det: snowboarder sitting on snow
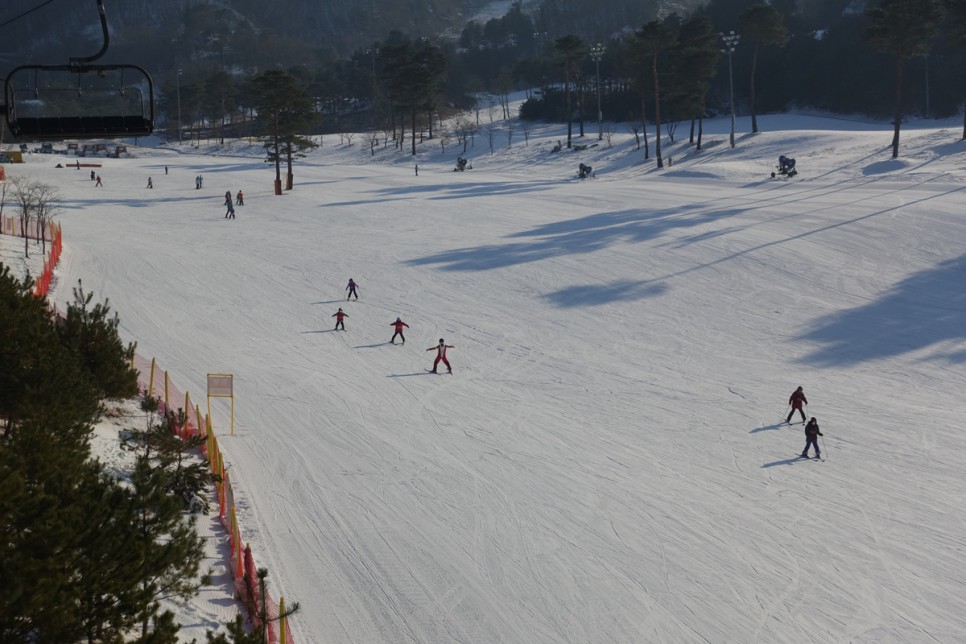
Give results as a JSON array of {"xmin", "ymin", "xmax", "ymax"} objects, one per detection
[
  {"xmin": 578, "ymin": 163, "xmax": 593, "ymax": 179},
  {"xmin": 778, "ymin": 155, "xmax": 796, "ymax": 174},
  {"xmin": 346, "ymin": 278, "xmax": 359, "ymax": 301},
  {"xmin": 454, "ymin": 157, "xmax": 468, "ymax": 172},
  {"xmin": 390, "ymin": 317, "xmax": 409, "ymax": 344},
  {"xmin": 332, "ymin": 307, "xmax": 348, "ymax": 331},
  {"xmin": 802, "ymin": 417, "xmax": 823, "ymax": 458},
  {"xmin": 787, "ymin": 386, "xmax": 808, "ymax": 424},
  {"xmin": 427, "ymin": 338, "xmax": 454, "ymax": 373}
]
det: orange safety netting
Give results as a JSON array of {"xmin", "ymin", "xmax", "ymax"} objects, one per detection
[
  {"xmin": 0, "ymin": 216, "xmax": 62, "ymax": 298},
  {"xmin": 132, "ymin": 354, "xmax": 295, "ymax": 643}
]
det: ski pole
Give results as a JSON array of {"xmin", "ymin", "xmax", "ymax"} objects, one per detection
[
  {"xmin": 820, "ymin": 434, "xmax": 828, "ymax": 460},
  {"xmin": 782, "ymin": 405, "xmax": 790, "ymax": 423}
]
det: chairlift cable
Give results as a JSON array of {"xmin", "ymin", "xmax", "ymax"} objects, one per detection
[{"xmin": 0, "ymin": 0, "xmax": 58, "ymax": 31}]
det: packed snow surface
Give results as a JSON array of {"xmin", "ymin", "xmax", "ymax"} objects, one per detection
[{"xmin": 10, "ymin": 112, "xmax": 966, "ymax": 643}]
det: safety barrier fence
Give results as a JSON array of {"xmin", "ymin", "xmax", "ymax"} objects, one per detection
[
  {"xmin": 18, "ymin": 218, "xmax": 294, "ymax": 640},
  {"xmin": 133, "ymin": 354, "xmax": 295, "ymax": 643},
  {"xmin": 0, "ymin": 215, "xmax": 62, "ymax": 298}
]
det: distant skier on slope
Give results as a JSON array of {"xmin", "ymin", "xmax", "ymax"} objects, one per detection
[
  {"xmin": 332, "ymin": 307, "xmax": 348, "ymax": 331},
  {"xmin": 786, "ymin": 386, "xmax": 808, "ymax": 424},
  {"xmin": 346, "ymin": 278, "xmax": 359, "ymax": 301},
  {"xmin": 427, "ymin": 338, "xmax": 454, "ymax": 373},
  {"xmin": 390, "ymin": 317, "xmax": 409, "ymax": 344},
  {"xmin": 802, "ymin": 417, "xmax": 823, "ymax": 459}
]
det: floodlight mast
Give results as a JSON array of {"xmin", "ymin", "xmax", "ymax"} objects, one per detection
[{"xmin": 720, "ymin": 31, "xmax": 740, "ymax": 149}]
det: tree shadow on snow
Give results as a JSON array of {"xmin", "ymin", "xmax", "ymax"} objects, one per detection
[
  {"xmin": 798, "ymin": 252, "xmax": 966, "ymax": 366},
  {"xmin": 541, "ymin": 280, "xmax": 668, "ymax": 307},
  {"xmin": 407, "ymin": 206, "xmax": 746, "ymax": 274}
]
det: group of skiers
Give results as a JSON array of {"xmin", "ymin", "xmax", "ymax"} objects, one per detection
[
  {"xmin": 332, "ymin": 279, "xmax": 454, "ymax": 373},
  {"xmin": 786, "ymin": 386, "xmax": 824, "ymax": 459}
]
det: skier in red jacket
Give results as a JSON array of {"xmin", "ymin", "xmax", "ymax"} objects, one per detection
[
  {"xmin": 389, "ymin": 317, "xmax": 409, "ymax": 344},
  {"xmin": 786, "ymin": 386, "xmax": 808, "ymax": 424},
  {"xmin": 331, "ymin": 307, "xmax": 348, "ymax": 331},
  {"xmin": 427, "ymin": 339, "xmax": 454, "ymax": 373}
]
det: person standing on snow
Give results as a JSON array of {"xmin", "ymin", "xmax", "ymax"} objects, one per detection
[
  {"xmin": 802, "ymin": 417, "xmax": 823, "ymax": 458},
  {"xmin": 427, "ymin": 339, "xmax": 454, "ymax": 373},
  {"xmin": 225, "ymin": 200, "xmax": 235, "ymax": 219},
  {"xmin": 95, "ymin": 174, "xmax": 103, "ymax": 187},
  {"xmin": 389, "ymin": 317, "xmax": 409, "ymax": 344},
  {"xmin": 236, "ymin": 190, "xmax": 244, "ymax": 205},
  {"xmin": 147, "ymin": 177, "xmax": 153, "ymax": 189},
  {"xmin": 786, "ymin": 386, "xmax": 808, "ymax": 424},
  {"xmin": 332, "ymin": 307, "xmax": 348, "ymax": 331},
  {"xmin": 346, "ymin": 278, "xmax": 359, "ymax": 301}
]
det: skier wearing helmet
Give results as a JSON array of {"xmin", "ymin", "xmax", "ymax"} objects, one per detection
[
  {"xmin": 389, "ymin": 317, "xmax": 409, "ymax": 344},
  {"xmin": 427, "ymin": 339, "xmax": 454, "ymax": 373}
]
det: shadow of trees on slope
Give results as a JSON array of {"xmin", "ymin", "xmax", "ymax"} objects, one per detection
[
  {"xmin": 799, "ymin": 254, "xmax": 966, "ymax": 366},
  {"xmin": 407, "ymin": 205, "xmax": 741, "ymax": 273}
]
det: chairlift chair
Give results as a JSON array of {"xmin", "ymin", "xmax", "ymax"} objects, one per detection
[{"xmin": 1, "ymin": 0, "xmax": 155, "ymax": 140}]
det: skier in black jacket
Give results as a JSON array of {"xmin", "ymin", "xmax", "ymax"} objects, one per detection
[{"xmin": 802, "ymin": 417, "xmax": 823, "ymax": 459}]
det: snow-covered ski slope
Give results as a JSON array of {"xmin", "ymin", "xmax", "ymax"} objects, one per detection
[{"xmin": 25, "ymin": 113, "xmax": 966, "ymax": 642}]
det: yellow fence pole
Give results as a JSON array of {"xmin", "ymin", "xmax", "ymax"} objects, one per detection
[
  {"xmin": 148, "ymin": 358, "xmax": 156, "ymax": 398},
  {"xmin": 279, "ymin": 596, "xmax": 287, "ymax": 643}
]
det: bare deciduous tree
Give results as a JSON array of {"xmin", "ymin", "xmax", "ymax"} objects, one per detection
[
  {"xmin": 625, "ymin": 123, "xmax": 643, "ymax": 150},
  {"xmin": 33, "ymin": 182, "xmax": 60, "ymax": 256},
  {"xmin": 365, "ymin": 132, "xmax": 380, "ymax": 156},
  {"xmin": 9, "ymin": 176, "xmax": 38, "ymax": 258}
]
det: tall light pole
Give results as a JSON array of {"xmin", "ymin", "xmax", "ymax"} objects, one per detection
[
  {"xmin": 720, "ymin": 31, "xmax": 740, "ymax": 148},
  {"xmin": 176, "ymin": 68, "xmax": 183, "ymax": 145},
  {"xmin": 589, "ymin": 42, "xmax": 606, "ymax": 141}
]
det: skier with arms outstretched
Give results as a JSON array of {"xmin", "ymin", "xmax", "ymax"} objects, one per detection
[
  {"xmin": 389, "ymin": 317, "xmax": 409, "ymax": 344},
  {"xmin": 427, "ymin": 339, "xmax": 454, "ymax": 373},
  {"xmin": 332, "ymin": 308, "xmax": 348, "ymax": 331},
  {"xmin": 346, "ymin": 278, "xmax": 359, "ymax": 301}
]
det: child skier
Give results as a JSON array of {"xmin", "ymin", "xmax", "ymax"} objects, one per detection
[
  {"xmin": 332, "ymin": 308, "xmax": 348, "ymax": 331},
  {"xmin": 786, "ymin": 386, "xmax": 808, "ymax": 424},
  {"xmin": 236, "ymin": 190, "xmax": 244, "ymax": 205},
  {"xmin": 802, "ymin": 417, "xmax": 823, "ymax": 459},
  {"xmin": 346, "ymin": 278, "xmax": 359, "ymax": 301},
  {"xmin": 389, "ymin": 317, "xmax": 409, "ymax": 344},
  {"xmin": 427, "ymin": 339, "xmax": 454, "ymax": 373},
  {"xmin": 225, "ymin": 201, "xmax": 235, "ymax": 219}
]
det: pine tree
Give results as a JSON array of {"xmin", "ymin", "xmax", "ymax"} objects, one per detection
[
  {"xmin": 634, "ymin": 20, "xmax": 678, "ymax": 167},
  {"xmin": 740, "ymin": 4, "xmax": 790, "ymax": 134},
  {"xmin": 56, "ymin": 279, "xmax": 139, "ymax": 400},
  {"xmin": 866, "ymin": 0, "xmax": 945, "ymax": 157}
]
